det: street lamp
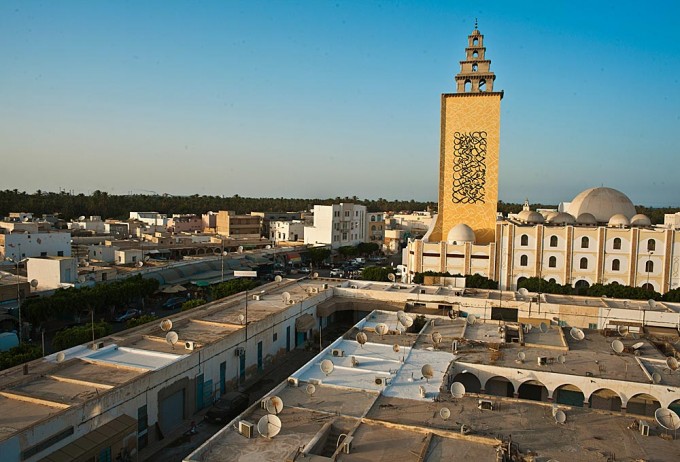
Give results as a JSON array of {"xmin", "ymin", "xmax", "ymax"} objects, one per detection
[{"xmin": 5, "ymin": 256, "xmax": 28, "ymax": 343}]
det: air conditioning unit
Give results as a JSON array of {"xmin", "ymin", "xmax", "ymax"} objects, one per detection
[
  {"xmin": 91, "ymin": 341, "xmax": 104, "ymax": 350},
  {"xmin": 639, "ymin": 420, "xmax": 650, "ymax": 436},
  {"xmin": 374, "ymin": 376, "xmax": 387, "ymax": 386},
  {"xmin": 288, "ymin": 377, "xmax": 299, "ymax": 387},
  {"xmin": 537, "ymin": 356, "xmax": 547, "ymax": 366},
  {"xmin": 331, "ymin": 349, "xmax": 344, "ymax": 357},
  {"xmin": 185, "ymin": 341, "xmax": 195, "ymax": 351},
  {"xmin": 235, "ymin": 347, "xmax": 245, "ymax": 357},
  {"xmin": 287, "ymin": 299, "xmax": 296, "ymax": 305},
  {"xmin": 478, "ymin": 399, "xmax": 494, "ymax": 411},
  {"xmin": 321, "ymin": 283, "xmax": 328, "ymax": 289},
  {"xmin": 252, "ymin": 294, "xmax": 262, "ymax": 301},
  {"xmin": 350, "ymin": 285, "xmax": 358, "ymax": 289},
  {"xmin": 310, "ymin": 287, "xmax": 319, "ymax": 294},
  {"xmin": 238, "ymin": 420, "xmax": 254, "ymax": 438}
]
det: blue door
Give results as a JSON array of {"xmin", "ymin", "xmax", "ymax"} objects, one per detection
[
  {"xmin": 257, "ymin": 341, "xmax": 263, "ymax": 372},
  {"xmin": 219, "ymin": 362, "xmax": 226, "ymax": 394},
  {"xmin": 239, "ymin": 353, "xmax": 245, "ymax": 382},
  {"xmin": 286, "ymin": 326, "xmax": 291, "ymax": 352}
]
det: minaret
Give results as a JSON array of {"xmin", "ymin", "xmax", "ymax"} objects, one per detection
[{"xmin": 428, "ymin": 23, "xmax": 503, "ymax": 245}]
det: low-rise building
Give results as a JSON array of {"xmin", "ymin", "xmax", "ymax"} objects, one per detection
[
  {"xmin": 304, "ymin": 203, "xmax": 366, "ymax": 249},
  {"xmin": 270, "ymin": 220, "xmax": 304, "ymax": 244},
  {"xmin": 26, "ymin": 257, "xmax": 78, "ymax": 290},
  {"xmin": 0, "ymin": 230, "xmax": 72, "ymax": 261},
  {"xmin": 216, "ymin": 211, "xmax": 261, "ymax": 239}
]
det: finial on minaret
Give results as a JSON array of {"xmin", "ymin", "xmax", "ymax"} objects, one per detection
[{"xmin": 474, "ymin": 18, "xmax": 478, "ymax": 30}]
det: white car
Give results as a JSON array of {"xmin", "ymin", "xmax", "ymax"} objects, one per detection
[{"xmin": 330, "ymin": 268, "xmax": 343, "ymax": 277}]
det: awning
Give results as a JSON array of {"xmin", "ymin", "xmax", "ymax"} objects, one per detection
[
  {"xmin": 295, "ymin": 313, "xmax": 316, "ymax": 332},
  {"xmin": 286, "ymin": 252, "xmax": 302, "ymax": 263},
  {"xmin": 161, "ymin": 284, "xmax": 187, "ymax": 294}
]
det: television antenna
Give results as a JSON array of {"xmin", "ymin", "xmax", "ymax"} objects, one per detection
[
  {"xmin": 160, "ymin": 319, "xmax": 173, "ymax": 332},
  {"xmin": 265, "ymin": 396, "xmax": 284, "ymax": 415},
  {"xmin": 652, "ymin": 372, "xmax": 662, "ymax": 384},
  {"xmin": 356, "ymin": 332, "xmax": 367, "ymax": 347},
  {"xmin": 56, "ymin": 352, "xmax": 66, "ymax": 363},
  {"xmin": 375, "ymin": 323, "xmax": 388, "ymax": 338},
  {"xmin": 431, "ymin": 332, "xmax": 443, "ymax": 349},
  {"xmin": 439, "ymin": 407, "xmax": 451, "ymax": 421},
  {"xmin": 388, "ymin": 273, "xmax": 396, "ymax": 282},
  {"xmin": 30, "ymin": 279, "xmax": 39, "ymax": 288},
  {"xmin": 421, "ymin": 364, "xmax": 434, "ymax": 382},
  {"xmin": 667, "ymin": 357, "xmax": 679, "ymax": 373},
  {"xmin": 570, "ymin": 327, "xmax": 585, "ymax": 341},
  {"xmin": 617, "ymin": 325, "xmax": 629, "ymax": 337},
  {"xmin": 611, "ymin": 339, "xmax": 624, "ymax": 354},
  {"xmin": 517, "ymin": 288, "xmax": 529, "ymax": 299},
  {"xmin": 517, "ymin": 351, "xmax": 526, "ymax": 363},
  {"xmin": 237, "ymin": 314, "xmax": 245, "ymax": 325},
  {"xmin": 467, "ymin": 314, "xmax": 477, "ymax": 326},
  {"xmin": 539, "ymin": 322, "xmax": 548, "ymax": 333},
  {"xmin": 451, "ymin": 382, "xmax": 466, "ymax": 399},
  {"xmin": 648, "ymin": 299, "xmax": 657, "ymax": 310},
  {"xmin": 165, "ymin": 331, "xmax": 179, "ymax": 349},
  {"xmin": 320, "ymin": 359, "xmax": 334, "ymax": 376},
  {"xmin": 257, "ymin": 414, "xmax": 282, "ymax": 439},
  {"xmin": 305, "ymin": 383, "xmax": 316, "ymax": 397},
  {"xmin": 274, "ymin": 275, "xmax": 283, "ymax": 283},
  {"xmin": 398, "ymin": 312, "xmax": 413, "ymax": 329},
  {"xmin": 282, "ymin": 292, "xmax": 291, "ymax": 303},
  {"xmin": 554, "ymin": 409, "xmax": 567, "ymax": 424}
]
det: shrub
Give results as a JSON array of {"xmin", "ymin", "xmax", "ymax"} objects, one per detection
[{"xmin": 181, "ymin": 299, "xmax": 207, "ymax": 311}]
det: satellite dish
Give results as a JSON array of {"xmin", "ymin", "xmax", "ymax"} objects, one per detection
[
  {"xmin": 237, "ymin": 246, "xmax": 244, "ymax": 253},
  {"xmin": 440, "ymin": 407, "xmax": 451, "ymax": 420},
  {"xmin": 265, "ymin": 396, "xmax": 284, "ymax": 415},
  {"xmin": 257, "ymin": 414, "xmax": 282, "ymax": 438},
  {"xmin": 30, "ymin": 279, "xmax": 39, "ymax": 288},
  {"xmin": 467, "ymin": 314, "xmax": 477, "ymax": 326},
  {"xmin": 398, "ymin": 313, "xmax": 414, "ymax": 328},
  {"xmin": 388, "ymin": 273, "xmax": 396, "ymax": 282},
  {"xmin": 448, "ymin": 309, "xmax": 455, "ymax": 319},
  {"xmin": 237, "ymin": 314, "xmax": 245, "ymax": 324},
  {"xmin": 421, "ymin": 364, "xmax": 434, "ymax": 381},
  {"xmin": 539, "ymin": 322, "xmax": 548, "ymax": 333},
  {"xmin": 667, "ymin": 357, "xmax": 679, "ymax": 371},
  {"xmin": 165, "ymin": 331, "xmax": 179, "ymax": 347},
  {"xmin": 557, "ymin": 354, "xmax": 566, "ymax": 364},
  {"xmin": 611, "ymin": 340, "xmax": 624, "ymax": 354},
  {"xmin": 78, "ymin": 275, "xmax": 87, "ymax": 283},
  {"xmin": 432, "ymin": 332, "xmax": 443, "ymax": 346},
  {"xmin": 282, "ymin": 292, "xmax": 291, "ymax": 303},
  {"xmin": 313, "ymin": 272, "xmax": 319, "ymax": 278},
  {"xmin": 518, "ymin": 351, "xmax": 526, "ymax": 361},
  {"xmin": 56, "ymin": 352, "xmax": 66, "ymax": 363},
  {"xmin": 136, "ymin": 261, "xmax": 144, "ymax": 268},
  {"xmin": 518, "ymin": 288, "xmax": 529, "ymax": 297},
  {"xmin": 632, "ymin": 341, "xmax": 644, "ymax": 350},
  {"xmin": 160, "ymin": 319, "xmax": 173, "ymax": 332},
  {"xmin": 305, "ymin": 384, "xmax": 316, "ymax": 396},
  {"xmin": 393, "ymin": 344, "xmax": 400, "ymax": 353},
  {"xmin": 652, "ymin": 372, "xmax": 662, "ymax": 384},
  {"xmin": 375, "ymin": 323, "xmax": 388, "ymax": 337},
  {"xmin": 320, "ymin": 359, "xmax": 334, "ymax": 376},
  {"xmin": 451, "ymin": 382, "xmax": 466, "ymax": 399},
  {"xmin": 648, "ymin": 299, "xmax": 657, "ymax": 310},
  {"xmin": 570, "ymin": 327, "xmax": 585, "ymax": 341},
  {"xmin": 554, "ymin": 410, "xmax": 567, "ymax": 424},
  {"xmin": 265, "ymin": 245, "xmax": 271, "ymax": 249},
  {"xmin": 617, "ymin": 325, "xmax": 629, "ymax": 337},
  {"xmin": 356, "ymin": 332, "xmax": 367, "ymax": 346},
  {"xmin": 655, "ymin": 408, "xmax": 680, "ymax": 430},
  {"xmin": 274, "ymin": 275, "xmax": 283, "ymax": 282}
]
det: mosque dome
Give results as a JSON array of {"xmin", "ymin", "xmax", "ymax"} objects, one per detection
[
  {"xmin": 608, "ymin": 214, "xmax": 630, "ymax": 228},
  {"xmin": 517, "ymin": 210, "xmax": 545, "ymax": 224},
  {"xmin": 545, "ymin": 211, "xmax": 560, "ymax": 221},
  {"xmin": 576, "ymin": 213, "xmax": 598, "ymax": 226},
  {"xmin": 566, "ymin": 187, "xmax": 636, "ymax": 223},
  {"xmin": 548, "ymin": 212, "xmax": 576, "ymax": 225},
  {"xmin": 630, "ymin": 214, "xmax": 652, "ymax": 227},
  {"xmin": 447, "ymin": 224, "xmax": 476, "ymax": 244}
]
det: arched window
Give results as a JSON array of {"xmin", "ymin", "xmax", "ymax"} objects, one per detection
[
  {"xmin": 520, "ymin": 255, "xmax": 528, "ymax": 267},
  {"xmin": 472, "ymin": 63, "xmax": 478, "ymax": 72},
  {"xmin": 472, "ymin": 38, "xmax": 479, "ymax": 46},
  {"xmin": 645, "ymin": 260, "xmax": 654, "ymax": 273},
  {"xmin": 371, "ymin": 225, "xmax": 376, "ymax": 231},
  {"xmin": 612, "ymin": 259, "xmax": 620, "ymax": 271},
  {"xmin": 548, "ymin": 256, "xmax": 557, "ymax": 268},
  {"xmin": 613, "ymin": 238, "xmax": 621, "ymax": 250},
  {"xmin": 580, "ymin": 257, "xmax": 588, "ymax": 269},
  {"xmin": 472, "ymin": 51, "xmax": 479, "ymax": 58},
  {"xmin": 464, "ymin": 80, "xmax": 472, "ymax": 92},
  {"xmin": 647, "ymin": 239, "xmax": 656, "ymax": 252},
  {"xmin": 520, "ymin": 234, "xmax": 528, "ymax": 246},
  {"xmin": 581, "ymin": 236, "xmax": 589, "ymax": 249},
  {"xmin": 550, "ymin": 235, "xmax": 558, "ymax": 247},
  {"xmin": 479, "ymin": 79, "xmax": 486, "ymax": 92}
]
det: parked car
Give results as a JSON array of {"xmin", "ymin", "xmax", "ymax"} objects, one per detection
[
  {"xmin": 162, "ymin": 296, "xmax": 188, "ymax": 310},
  {"xmin": 204, "ymin": 391, "xmax": 250, "ymax": 424},
  {"xmin": 114, "ymin": 309, "xmax": 141, "ymax": 323},
  {"xmin": 330, "ymin": 268, "xmax": 343, "ymax": 277},
  {"xmin": 299, "ymin": 266, "xmax": 311, "ymax": 274}
]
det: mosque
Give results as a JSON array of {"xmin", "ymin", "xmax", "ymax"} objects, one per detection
[{"xmin": 405, "ymin": 26, "xmax": 680, "ymax": 294}]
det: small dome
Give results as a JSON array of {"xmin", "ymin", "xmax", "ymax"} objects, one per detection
[
  {"xmin": 548, "ymin": 212, "xmax": 575, "ymax": 225},
  {"xmin": 576, "ymin": 213, "xmax": 598, "ymax": 225},
  {"xmin": 566, "ymin": 187, "xmax": 636, "ymax": 223},
  {"xmin": 608, "ymin": 214, "xmax": 630, "ymax": 228},
  {"xmin": 545, "ymin": 211, "xmax": 560, "ymax": 221},
  {"xmin": 517, "ymin": 210, "xmax": 545, "ymax": 224},
  {"xmin": 447, "ymin": 223, "xmax": 475, "ymax": 244},
  {"xmin": 630, "ymin": 214, "xmax": 651, "ymax": 227}
]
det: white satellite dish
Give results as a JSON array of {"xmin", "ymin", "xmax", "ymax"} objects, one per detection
[
  {"xmin": 432, "ymin": 332, "xmax": 443, "ymax": 347},
  {"xmin": 356, "ymin": 332, "xmax": 367, "ymax": 346},
  {"xmin": 648, "ymin": 299, "xmax": 657, "ymax": 310},
  {"xmin": 539, "ymin": 322, "xmax": 548, "ymax": 333},
  {"xmin": 632, "ymin": 341, "xmax": 644, "ymax": 350},
  {"xmin": 30, "ymin": 279, "xmax": 39, "ymax": 288},
  {"xmin": 554, "ymin": 410, "xmax": 567, "ymax": 424},
  {"xmin": 305, "ymin": 384, "xmax": 316, "ymax": 396},
  {"xmin": 611, "ymin": 340, "xmax": 624, "ymax": 354},
  {"xmin": 282, "ymin": 292, "xmax": 291, "ymax": 303},
  {"xmin": 237, "ymin": 314, "xmax": 245, "ymax": 325},
  {"xmin": 557, "ymin": 354, "xmax": 566, "ymax": 364},
  {"xmin": 388, "ymin": 273, "xmax": 396, "ymax": 282},
  {"xmin": 375, "ymin": 323, "xmax": 388, "ymax": 337},
  {"xmin": 440, "ymin": 407, "xmax": 451, "ymax": 420},
  {"xmin": 617, "ymin": 325, "xmax": 629, "ymax": 337},
  {"xmin": 667, "ymin": 357, "xmax": 679, "ymax": 371},
  {"xmin": 570, "ymin": 327, "xmax": 585, "ymax": 341},
  {"xmin": 398, "ymin": 313, "xmax": 414, "ymax": 328},
  {"xmin": 451, "ymin": 382, "xmax": 466, "ymax": 399},
  {"xmin": 351, "ymin": 356, "xmax": 359, "ymax": 367},
  {"xmin": 257, "ymin": 414, "xmax": 282, "ymax": 439},
  {"xmin": 274, "ymin": 275, "xmax": 283, "ymax": 282},
  {"xmin": 320, "ymin": 359, "xmax": 334, "ymax": 376},
  {"xmin": 518, "ymin": 351, "xmax": 526, "ymax": 361},
  {"xmin": 237, "ymin": 246, "xmax": 244, "ymax": 253},
  {"xmin": 56, "ymin": 352, "xmax": 66, "ymax": 363},
  {"xmin": 165, "ymin": 331, "xmax": 179, "ymax": 348},
  {"xmin": 467, "ymin": 314, "xmax": 476, "ymax": 326},
  {"xmin": 160, "ymin": 319, "xmax": 173, "ymax": 332},
  {"xmin": 265, "ymin": 396, "xmax": 284, "ymax": 415},
  {"xmin": 313, "ymin": 272, "xmax": 319, "ymax": 278},
  {"xmin": 652, "ymin": 372, "xmax": 662, "ymax": 384},
  {"xmin": 421, "ymin": 364, "xmax": 434, "ymax": 381},
  {"xmin": 655, "ymin": 408, "xmax": 680, "ymax": 430},
  {"xmin": 518, "ymin": 287, "xmax": 529, "ymax": 297},
  {"xmin": 78, "ymin": 275, "xmax": 87, "ymax": 283},
  {"xmin": 393, "ymin": 344, "xmax": 400, "ymax": 353},
  {"xmin": 136, "ymin": 261, "xmax": 144, "ymax": 268},
  {"xmin": 265, "ymin": 245, "xmax": 271, "ymax": 249}
]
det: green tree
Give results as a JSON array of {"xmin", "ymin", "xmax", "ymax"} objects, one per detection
[
  {"xmin": 307, "ymin": 247, "xmax": 331, "ymax": 265},
  {"xmin": 126, "ymin": 314, "xmax": 158, "ymax": 329},
  {"xmin": 211, "ymin": 279, "xmax": 260, "ymax": 300},
  {"xmin": 361, "ymin": 266, "xmax": 394, "ymax": 282},
  {"xmin": 0, "ymin": 344, "xmax": 42, "ymax": 371},
  {"xmin": 52, "ymin": 323, "xmax": 111, "ymax": 351},
  {"xmin": 182, "ymin": 299, "xmax": 207, "ymax": 311}
]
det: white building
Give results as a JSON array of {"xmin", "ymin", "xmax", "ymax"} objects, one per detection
[
  {"xmin": 129, "ymin": 212, "xmax": 169, "ymax": 228},
  {"xmin": 665, "ymin": 212, "xmax": 680, "ymax": 230},
  {"xmin": 270, "ymin": 220, "xmax": 304, "ymax": 244},
  {"xmin": 304, "ymin": 203, "xmax": 366, "ymax": 249},
  {"xmin": 26, "ymin": 257, "xmax": 77, "ymax": 290},
  {"xmin": 67, "ymin": 216, "xmax": 106, "ymax": 233},
  {"xmin": 0, "ymin": 231, "xmax": 72, "ymax": 261}
]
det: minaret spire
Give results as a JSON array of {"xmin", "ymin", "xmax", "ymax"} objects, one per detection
[{"xmin": 455, "ymin": 25, "xmax": 496, "ymax": 93}]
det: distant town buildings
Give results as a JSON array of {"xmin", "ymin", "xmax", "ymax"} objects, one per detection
[
  {"xmin": 304, "ymin": 203, "xmax": 366, "ymax": 249},
  {"xmin": 215, "ymin": 211, "xmax": 261, "ymax": 239}
]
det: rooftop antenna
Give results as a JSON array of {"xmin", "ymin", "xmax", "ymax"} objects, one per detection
[
  {"xmin": 451, "ymin": 382, "xmax": 466, "ymax": 399},
  {"xmin": 282, "ymin": 292, "xmax": 291, "ymax": 303},
  {"xmin": 517, "ymin": 351, "xmax": 526, "ymax": 363},
  {"xmin": 375, "ymin": 323, "xmax": 388, "ymax": 339},
  {"xmin": 652, "ymin": 371, "xmax": 662, "ymax": 384},
  {"xmin": 440, "ymin": 407, "xmax": 451, "ymax": 421},
  {"xmin": 257, "ymin": 414, "xmax": 282, "ymax": 439},
  {"xmin": 617, "ymin": 325, "xmax": 629, "ymax": 337},
  {"xmin": 570, "ymin": 327, "xmax": 585, "ymax": 341},
  {"xmin": 237, "ymin": 314, "xmax": 245, "ymax": 325},
  {"xmin": 388, "ymin": 273, "xmax": 396, "ymax": 282},
  {"xmin": 467, "ymin": 314, "xmax": 477, "ymax": 326},
  {"xmin": 611, "ymin": 339, "xmax": 624, "ymax": 354},
  {"xmin": 421, "ymin": 364, "xmax": 434, "ymax": 382},
  {"xmin": 265, "ymin": 396, "xmax": 284, "ymax": 415},
  {"xmin": 160, "ymin": 319, "xmax": 173, "ymax": 332},
  {"xmin": 667, "ymin": 357, "xmax": 679, "ymax": 374},
  {"xmin": 356, "ymin": 331, "xmax": 368, "ymax": 347},
  {"xmin": 398, "ymin": 312, "xmax": 413, "ymax": 329},
  {"xmin": 320, "ymin": 359, "xmax": 334, "ymax": 376},
  {"xmin": 305, "ymin": 383, "xmax": 316, "ymax": 398},
  {"xmin": 648, "ymin": 299, "xmax": 657, "ymax": 310},
  {"xmin": 554, "ymin": 409, "xmax": 567, "ymax": 424},
  {"xmin": 165, "ymin": 331, "xmax": 179, "ymax": 349},
  {"xmin": 274, "ymin": 275, "xmax": 283, "ymax": 283},
  {"xmin": 431, "ymin": 332, "xmax": 443, "ymax": 349},
  {"xmin": 56, "ymin": 352, "xmax": 66, "ymax": 363}
]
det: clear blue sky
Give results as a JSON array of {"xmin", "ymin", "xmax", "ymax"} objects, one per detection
[{"xmin": 1, "ymin": 1, "xmax": 678, "ymax": 206}]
